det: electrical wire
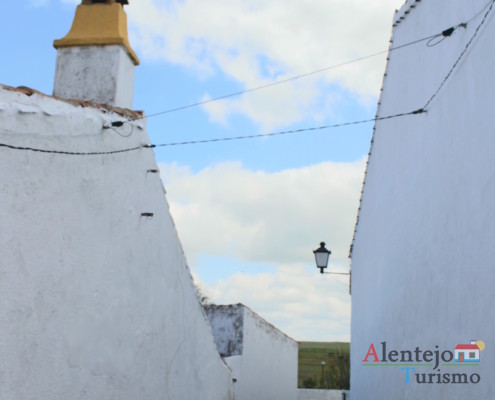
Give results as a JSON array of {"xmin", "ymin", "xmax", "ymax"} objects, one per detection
[
  {"xmin": 426, "ymin": 0, "xmax": 492, "ymax": 47},
  {"xmin": 426, "ymin": 25, "xmax": 464, "ymax": 47},
  {"xmin": 422, "ymin": 0, "xmax": 494, "ymax": 110},
  {"xmin": 122, "ymin": 24, "xmax": 468, "ymax": 125},
  {"xmin": 144, "ymin": 109, "xmax": 424, "ymax": 148},
  {"xmin": 120, "ymin": 0, "xmax": 493, "ymax": 125},
  {"xmin": 139, "ymin": 0, "xmax": 494, "ymax": 151},
  {"xmin": 466, "ymin": 0, "xmax": 494, "ymax": 25},
  {"xmin": 110, "ymin": 124, "xmax": 134, "ymax": 138},
  {"xmin": 0, "ymin": 142, "xmax": 143, "ymax": 156},
  {"xmin": 0, "ymin": 109, "xmax": 424, "ymax": 155},
  {"xmin": 99, "ymin": 3, "xmax": 492, "ymax": 131}
]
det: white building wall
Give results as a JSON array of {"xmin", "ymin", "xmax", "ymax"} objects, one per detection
[
  {"xmin": 205, "ymin": 304, "xmax": 298, "ymax": 400},
  {"xmin": 350, "ymin": 0, "xmax": 495, "ymax": 399},
  {"xmin": 0, "ymin": 85, "xmax": 233, "ymax": 400}
]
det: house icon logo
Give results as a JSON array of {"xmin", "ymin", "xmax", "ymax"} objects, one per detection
[{"xmin": 455, "ymin": 340, "xmax": 485, "ymax": 363}]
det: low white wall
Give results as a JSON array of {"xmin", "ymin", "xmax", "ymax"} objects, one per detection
[
  {"xmin": 298, "ymin": 389, "xmax": 349, "ymax": 400},
  {"xmin": 241, "ymin": 306, "xmax": 298, "ymax": 400},
  {"xmin": 206, "ymin": 304, "xmax": 298, "ymax": 400}
]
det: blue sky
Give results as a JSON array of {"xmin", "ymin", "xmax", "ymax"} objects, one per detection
[{"xmin": 1, "ymin": 0, "xmax": 405, "ymax": 341}]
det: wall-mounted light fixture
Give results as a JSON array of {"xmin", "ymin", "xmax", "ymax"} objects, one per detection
[{"xmin": 313, "ymin": 242, "xmax": 350, "ymax": 276}]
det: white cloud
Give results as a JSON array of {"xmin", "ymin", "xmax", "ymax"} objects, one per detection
[
  {"xmin": 160, "ymin": 160, "xmax": 365, "ymax": 340},
  {"xmin": 208, "ymin": 264, "xmax": 352, "ymax": 341},
  {"xmin": 160, "ymin": 160, "xmax": 365, "ymax": 265},
  {"xmin": 127, "ymin": 0, "xmax": 405, "ymax": 128}
]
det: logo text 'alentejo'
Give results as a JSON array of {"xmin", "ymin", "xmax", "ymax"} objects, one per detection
[{"xmin": 362, "ymin": 340, "xmax": 484, "ymax": 384}]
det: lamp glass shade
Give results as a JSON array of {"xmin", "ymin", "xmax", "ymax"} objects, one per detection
[
  {"xmin": 313, "ymin": 242, "xmax": 331, "ymax": 270},
  {"xmin": 314, "ymin": 251, "xmax": 330, "ymax": 269}
]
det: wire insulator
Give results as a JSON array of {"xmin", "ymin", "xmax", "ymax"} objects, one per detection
[
  {"xmin": 442, "ymin": 27, "xmax": 455, "ymax": 37},
  {"xmin": 103, "ymin": 121, "xmax": 125, "ymax": 130}
]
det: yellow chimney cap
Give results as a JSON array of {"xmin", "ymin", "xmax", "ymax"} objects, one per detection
[{"xmin": 53, "ymin": 0, "xmax": 140, "ymax": 65}]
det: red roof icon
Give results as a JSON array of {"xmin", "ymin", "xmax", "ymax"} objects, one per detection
[{"xmin": 455, "ymin": 344, "xmax": 479, "ymax": 350}]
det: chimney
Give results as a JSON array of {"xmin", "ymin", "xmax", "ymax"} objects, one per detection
[{"xmin": 53, "ymin": 0, "xmax": 139, "ymax": 109}]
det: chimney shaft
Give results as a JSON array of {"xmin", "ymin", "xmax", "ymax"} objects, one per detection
[{"xmin": 53, "ymin": 1, "xmax": 139, "ymax": 108}]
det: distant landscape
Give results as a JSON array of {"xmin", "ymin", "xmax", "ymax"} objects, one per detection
[{"xmin": 298, "ymin": 342, "xmax": 350, "ymax": 389}]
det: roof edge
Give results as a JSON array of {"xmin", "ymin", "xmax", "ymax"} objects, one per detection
[{"xmin": 0, "ymin": 84, "xmax": 143, "ymax": 119}]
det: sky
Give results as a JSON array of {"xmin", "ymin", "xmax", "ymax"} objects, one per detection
[{"xmin": 1, "ymin": 0, "xmax": 406, "ymax": 341}]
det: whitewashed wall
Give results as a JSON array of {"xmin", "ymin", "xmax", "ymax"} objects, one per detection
[
  {"xmin": 0, "ymin": 86, "xmax": 233, "ymax": 400},
  {"xmin": 298, "ymin": 389, "xmax": 349, "ymax": 400},
  {"xmin": 205, "ymin": 304, "xmax": 298, "ymax": 400},
  {"xmin": 351, "ymin": 0, "xmax": 495, "ymax": 399}
]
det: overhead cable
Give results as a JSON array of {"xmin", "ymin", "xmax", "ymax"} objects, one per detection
[
  {"xmin": 423, "ymin": 0, "xmax": 494, "ymax": 109},
  {"xmin": 116, "ymin": 21, "xmax": 471, "ymax": 126},
  {"xmin": 0, "ymin": 142, "xmax": 143, "ymax": 156},
  {"xmin": 0, "ymin": 109, "xmax": 425, "ymax": 156},
  {"xmin": 144, "ymin": 110, "xmax": 425, "ymax": 148},
  {"xmin": 136, "ymin": 0, "xmax": 495, "ymax": 151}
]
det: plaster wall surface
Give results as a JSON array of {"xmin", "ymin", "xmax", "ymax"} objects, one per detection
[
  {"xmin": 204, "ymin": 304, "xmax": 244, "ymax": 357},
  {"xmin": 350, "ymin": 0, "xmax": 495, "ymax": 399},
  {"xmin": 0, "ymin": 86, "xmax": 232, "ymax": 400},
  {"xmin": 205, "ymin": 304, "xmax": 298, "ymax": 400},
  {"xmin": 53, "ymin": 45, "xmax": 135, "ymax": 108},
  {"xmin": 297, "ymin": 389, "xmax": 349, "ymax": 400}
]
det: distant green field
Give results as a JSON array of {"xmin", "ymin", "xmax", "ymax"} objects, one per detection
[{"xmin": 298, "ymin": 341, "xmax": 350, "ymax": 389}]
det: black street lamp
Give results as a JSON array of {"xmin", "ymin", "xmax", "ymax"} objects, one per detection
[
  {"xmin": 313, "ymin": 242, "xmax": 350, "ymax": 276},
  {"xmin": 313, "ymin": 242, "xmax": 331, "ymax": 274}
]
